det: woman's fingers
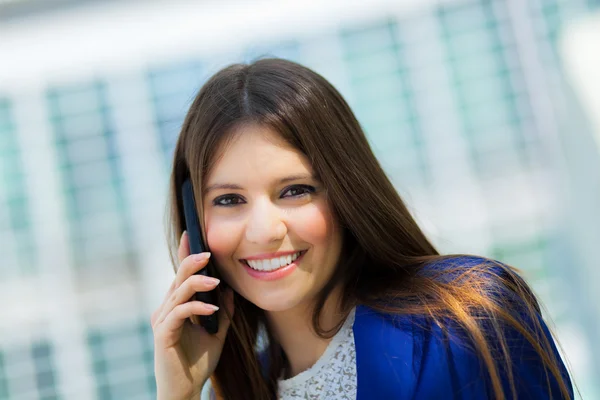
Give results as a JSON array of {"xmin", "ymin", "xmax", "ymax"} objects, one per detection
[
  {"xmin": 151, "ymin": 279, "xmax": 176, "ymax": 327},
  {"xmin": 155, "ymin": 274, "xmax": 220, "ymax": 326},
  {"xmin": 175, "ymin": 230, "xmax": 212, "ymax": 289},
  {"xmin": 151, "ymin": 230, "xmax": 221, "ymax": 339},
  {"xmin": 175, "ymin": 252, "xmax": 211, "ymax": 288},
  {"xmin": 154, "ymin": 301, "xmax": 220, "ymax": 344}
]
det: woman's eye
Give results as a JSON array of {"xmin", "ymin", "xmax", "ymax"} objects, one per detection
[
  {"xmin": 213, "ymin": 194, "xmax": 244, "ymax": 207},
  {"xmin": 281, "ymin": 185, "xmax": 316, "ymax": 198}
]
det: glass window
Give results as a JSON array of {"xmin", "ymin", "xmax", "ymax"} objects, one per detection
[{"xmin": 46, "ymin": 83, "xmax": 133, "ymax": 271}]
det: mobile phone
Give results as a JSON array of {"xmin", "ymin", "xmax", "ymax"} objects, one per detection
[{"xmin": 181, "ymin": 178, "xmax": 219, "ymax": 334}]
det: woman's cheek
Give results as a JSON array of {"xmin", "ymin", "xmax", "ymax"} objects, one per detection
[
  {"xmin": 291, "ymin": 201, "xmax": 335, "ymax": 242},
  {"xmin": 205, "ymin": 217, "xmax": 241, "ymax": 273}
]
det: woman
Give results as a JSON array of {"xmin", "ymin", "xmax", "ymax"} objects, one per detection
[{"xmin": 151, "ymin": 58, "xmax": 574, "ymax": 399}]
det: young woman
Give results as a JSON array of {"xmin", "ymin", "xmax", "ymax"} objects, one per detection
[{"xmin": 151, "ymin": 58, "xmax": 574, "ymax": 399}]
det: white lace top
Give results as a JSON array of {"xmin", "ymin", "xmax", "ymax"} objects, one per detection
[{"xmin": 277, "ymin": 307, "xmax": 357, "ymax": 400}]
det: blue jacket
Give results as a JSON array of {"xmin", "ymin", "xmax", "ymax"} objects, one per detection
[
  {"xmin": 260, "ymin": 256, "xmax": 573, "ymax": 399},
  {"xmin": 352, "ymin": 257, "xmax": 573, "ymax": 399}
]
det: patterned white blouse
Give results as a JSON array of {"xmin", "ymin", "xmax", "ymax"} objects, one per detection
[
  {"xmin": 277, "ymin": 308, "xmax": 357, "ymax": 400},
  {"xmin": 205, "ymin": 308, "xmax": 357, "ymax": 400}
]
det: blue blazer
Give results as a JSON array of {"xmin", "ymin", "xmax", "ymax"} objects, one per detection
[
  {"xmin": 260, "ymin": 256, "xmax": 573, "ymax": 399},
  {"xmin": 352, "ymin": 257, "xmax": 573, "ymax": 399}
]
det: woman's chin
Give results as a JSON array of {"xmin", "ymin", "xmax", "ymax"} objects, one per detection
[
  {"xmin": 228, "ymin": 272, "xmax": 309, "ymax": 313},
  {"xmin": 244, "ymin": 290, "xmax": 304, "ymax": 313}
]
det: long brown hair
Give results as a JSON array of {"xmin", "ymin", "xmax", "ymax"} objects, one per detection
[{"xmin": 166, "ymin": 58, "xmax": 572, "ymax": 399}]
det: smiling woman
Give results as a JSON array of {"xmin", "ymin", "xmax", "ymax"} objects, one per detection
[
  {"xmin": 202, "ymin": 124, "xmax": 342, "ymax": 311},
  {"xmin": 151, "ymin": 58, "xmax": 574, "ymax": 400}
]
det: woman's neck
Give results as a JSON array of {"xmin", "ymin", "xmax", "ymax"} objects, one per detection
[{"xmin": 265, "ymin": 286, "xmax": 347, "ymax": 378}]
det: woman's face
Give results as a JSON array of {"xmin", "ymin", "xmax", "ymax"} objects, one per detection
[{"xmin": 202, "ymin": 124, "xmax": 343, "ymax": 313}]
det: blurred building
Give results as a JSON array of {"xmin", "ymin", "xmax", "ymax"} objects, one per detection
[{"xmin": 0, "ymin": 0, "xmax": 599, "ymax": 399}]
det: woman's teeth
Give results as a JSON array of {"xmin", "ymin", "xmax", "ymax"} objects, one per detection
[{"xmin": 244, "ymin": 251, "xmax": 302, "ymax": 272}]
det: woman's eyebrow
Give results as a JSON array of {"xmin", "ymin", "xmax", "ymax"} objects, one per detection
[
  {"xmin": 204, "ymin": 183, "xmax": 243, "ymax": 192},
  {"xmin": 278, "ymin": 174, "xmax": 315, "ymax": 184},
  {"xmin": 205, "ymin": 174, "xmax": 315, "ymax": 193}
]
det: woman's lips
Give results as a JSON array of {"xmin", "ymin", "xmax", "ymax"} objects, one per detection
[{"xmin": 240, "ymin": 251, "xmax": 306, "ymax": 281}]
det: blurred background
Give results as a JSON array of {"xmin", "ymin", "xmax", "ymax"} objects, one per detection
[{"xmin": 1, "ymin": 0, "xmax": 599, "ymax": 399}]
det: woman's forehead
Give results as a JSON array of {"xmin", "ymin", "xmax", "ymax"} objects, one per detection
[{"xmin": 206, "ymin": 124, "xmax": 314, "ymax": 186}]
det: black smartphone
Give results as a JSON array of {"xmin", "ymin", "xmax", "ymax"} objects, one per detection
[{"xmin": 181, "ymin": 178, "xmax": 219, "ymax": 334}]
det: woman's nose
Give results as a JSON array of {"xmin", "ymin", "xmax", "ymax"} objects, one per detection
[{"xmin": 244, "ymin": 198, "xmax": 287, "ymax": 245}]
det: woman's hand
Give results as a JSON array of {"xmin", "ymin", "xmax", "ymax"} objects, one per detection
[{"xmin": 152, "ymin": 231, "xmax": 234, "ymax": 400}]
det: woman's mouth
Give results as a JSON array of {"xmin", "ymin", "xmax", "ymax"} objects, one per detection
[{"xmin": 239, "ymin": 250, "xmax": 307, "ymax": 281}]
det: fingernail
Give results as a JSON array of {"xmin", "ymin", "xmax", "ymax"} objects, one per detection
[
  {"xmin": 194, "ymin": 252, "xmax": 210, "ymax": 262},
  {"xmin": 180, "ymin": 231, "xmax": 187, "ymax": 241},
  {"xmin": 204, "ymin": 304, "xmax": 219, "ymax": 311},
  {"xmin": 204, "ymin": 277, "xmax": 220, "ymax": 286}
]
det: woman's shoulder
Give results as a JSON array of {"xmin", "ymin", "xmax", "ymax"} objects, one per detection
[
  {"xmin": 353, "ymin": 302, "xmax": 489, "ymax": 398},
  {"xmin": 352, "ymin": 255, "xmax": 573, "ymax": 399},
  {"xmin": 418, "ymin": 254, "xmax": 514, "ymax": 281},
  {"xmin": 418, "ymin": 254, "xmax": 534, "ymax": 308},
  {"xmin": 354, "ymin": 254, "xmax": 524, "ymax": 332}
]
